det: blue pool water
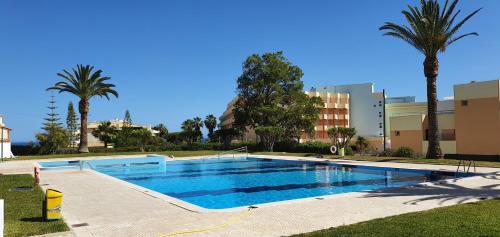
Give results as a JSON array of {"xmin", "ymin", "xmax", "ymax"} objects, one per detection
[{"xmin": 39, "ymin": 157, "xmax": 465, "ymax": 209}]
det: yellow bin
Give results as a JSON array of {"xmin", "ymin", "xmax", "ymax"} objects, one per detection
[{"xmin": 43, "ymin": 189, "xmax": 63, "ymax": 221}]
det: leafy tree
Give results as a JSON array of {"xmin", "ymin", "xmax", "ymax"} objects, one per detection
[
  {"xmin": 233, "ymin": 51, "xmax": 321, "ymax": 147},
  {"xmin": 214, "ymin": 128, "xmax": 240, "ymax": 149},
  {"xmin": 204, "ymin": 115, "xmax": 217, "ymax": 141},
  {"xmin": 380, "ymin": 0, "xmax": 480, "ymax": 158},
  {"xmin": 48, "ymin": 65, "xmax": 118, "ymax": 153},
  {"xmin": 91, "ymin": 121, "xmax": 117, "ymax": 148},
  {"xmin": 66, "ymin": 102, "xmax": 79, "ymax": 148},
  {"xmin": 355, "ymin": 136, "xmax": 370, "ymax": 153},
  {"xmin": 132, "ymin": 128, "xmax": 152, "ymax": 152},
  {"xmin": 166, "ymin": 132, "xmax": 183, "ymax": 144},
  {"xmin": 327, "ymin": 127, "xmax": 356, "ymax": 152},
  {"xmin": 153, "ymin": 123, "xmax": 168, "ymax": 140},
  {"xmin": 283, "ymin": 94, "xmax": 322, "ymax": 142},
  {"xmin": 36, "ymin": 96, "xmax": 69, "ymax": 154},
  {"xmin": 255, "ymin": 126, "xmax": 284, "ymax": 152}
]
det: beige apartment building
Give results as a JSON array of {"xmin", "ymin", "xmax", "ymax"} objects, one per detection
[
  {"xmin": 301, "ymin": 91, "xmax": 350, "ymax": 143},
  {"xmin": 87, "ymin": 119, "xmax": 160, "ymax": 147},
  {"xmin": 389, "ymin": 79, "xmax": 500, "ymax": 157}
]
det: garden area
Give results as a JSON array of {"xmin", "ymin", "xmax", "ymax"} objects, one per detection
[
  {"xmin": 292, "ymin": 198, "xmax": 500, "ymax": 237},
  {"xmin": 0, "ymin": 174, "xmax": 69, "ymax": 237}
]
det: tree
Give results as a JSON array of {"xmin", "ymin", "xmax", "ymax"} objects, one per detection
[
  {"xmin": 214, "ymin": 128, "xmax": 239, "ymax": 149},
  {"xmin": 181, "ymin": 119, "xmax": 197, "ymax": 144},
  {"xmin": 355, "ymin": 136, "xmax": 370, "ymax": 153},
  {"xmin": 283, "ymin": 94, "xmax": 323, "ymax": 142},
  {"xmin": 132, "ymin": 128, "xmax": 152, "ymax": 152},
  {"xmin": 327, "ymin": 127, "xmax": 356, "ymax": 151},
  {"xmin": 380, "ymin": 0, "xmax": 480, "ymax": 158},
  {"xmin": 153, "ymin": 123, "xmax": 168, "ymax": 140},
  {"xmin": 233, "ymin": 51, "xmax": 321, "ymax": 147},
  {"xmin": 36, "ymin": 96, "xmax": 69, "ymax": 154},
  {"xmin": 193, "ymin": 117, "xmax": 203, "ymax": 141},
  {"xmin": 66, "ymin": 102, "xmax": 79, "ymax": 148},
  {"xmin": 204, "ymin": 115, "xmax": 217, "ymax": 141},
  {"xmin": 91, "ymin": 121, "xmax": 117, "ymax": 148},
  {"xmin": 123, "ymin": 110, "xmax": 132, "ymax": 127},
  {"xmin": 48, "ymin": 65, "xmax": 118, "ymax": 153},
  {"xmin": 255, "ymin": 126, "xmax": 284, "ymax": 152}
]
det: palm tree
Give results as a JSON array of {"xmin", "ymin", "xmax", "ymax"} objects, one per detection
[
  {"xmin": 193, "ymin": 117, "xmax": 204, "ymax": 141},
  {"xmin": 91, "ymin": 121, "xmax": 117, "ymax": 148},
  {"xmin": 204, "ymin": 115, "xmax": 217, "ymax": 141},
  {"xmin": 380, "ymin": 0, "xmax": 480, "ymax": 158},
  {"xmin": 48, "ymin": 65, "xmax": 118, "ymax": 153},
  {"xmin": 181, "ymin": 119, "xmax": 195, "ymax": 131}
]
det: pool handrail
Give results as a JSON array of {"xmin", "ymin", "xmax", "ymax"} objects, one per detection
[
  {"xmin": 216, "ymin": 146, "xmax": 248, "ymax": 159},
  {"xmin": 79, "ymin": 160, "xmax": 96, "ymax": 171}
]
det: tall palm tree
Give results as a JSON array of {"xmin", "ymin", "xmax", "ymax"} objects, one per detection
[
  {"xmin": 181, "ymin": 119, "xmax": 195, "ymax": 131},
  {"xmin": 193, "ymin": 117, "xmax": 204, "ymax": 141},
  {"xmin": 204, "ymin": 114, "xmax": 217, "ymax": 141},
  {"xmin": 380, "ymin": 0, "xmax": 480, "ymax": 158},
  {"xmin": 48, "ymin": 65, "xmax": 118, "ymax": 153}
]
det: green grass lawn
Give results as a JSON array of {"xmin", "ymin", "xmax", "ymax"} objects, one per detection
[
  {"xmin": 0, "ymin": 174, "xmax": 69, "ymax": 237},
  {"xmin": 292, "ymin": 198, "xmax": 500, "ymax": 237}
]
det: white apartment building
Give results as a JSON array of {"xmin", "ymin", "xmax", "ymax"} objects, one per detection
[{"xmin": 0, "ymin": 115, "xmax": 14, "ymax": 158}]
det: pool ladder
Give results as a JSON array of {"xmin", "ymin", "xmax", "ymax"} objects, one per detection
[
  {"xmin": 79, "ymin": 160, "xmax": 96, "ymax": 171},
  {"xmin": 216, "ymin": 146, "xmax": 249, "ymax": 159},
  {"xmin": 456, "ymin": 159, "xmax": 476, "ymax": 174}
]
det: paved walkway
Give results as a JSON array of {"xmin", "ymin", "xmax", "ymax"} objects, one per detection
[{"xmin": 1, "ymin": 155, "xmax": 499, "ymax": 237}]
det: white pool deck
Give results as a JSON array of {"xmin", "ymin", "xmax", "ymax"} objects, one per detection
[{"xmin": 1, "ymin": 155, "xmax": 499, "ymax": 237}]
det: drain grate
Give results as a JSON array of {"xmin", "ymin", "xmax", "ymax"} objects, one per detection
[
  {"xmin": 71, "ymin": 223, "xmax": 89, "ymax": 228},
  {"xmin": 9, "ymin": 186, "xmax": 34, "ymax": 192}
]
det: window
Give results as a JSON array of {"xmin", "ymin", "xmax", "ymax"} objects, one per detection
[
  {"xmin": 395, "ymin": 131, "xmax": 400, "ymax": 136},
  {"xmin": 461, "ymin": 100, "xmax": 468, "ymax": 106}
]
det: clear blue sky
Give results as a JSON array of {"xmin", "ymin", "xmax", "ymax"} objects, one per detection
[{"xmin": 1, "ymin": 0, "xmax": 499, "ymax": 143}]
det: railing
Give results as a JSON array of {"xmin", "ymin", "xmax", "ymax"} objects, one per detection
[
  {"xmin": 216, "ymin": 146, "xmax": 248, "ymax": 159},
  {"xmin": 456, "ymin": 159, "xmax": 476, "ymax": 174},
  {"xmin": 79, "ymin": 160, "xmax": 96, "ymax": 171}
]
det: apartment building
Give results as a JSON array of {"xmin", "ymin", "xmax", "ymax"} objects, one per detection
[
  {"xmin": 389, "ymin": 79, "xmax": 500, "ymax": 156},
  {"xmin": 87, "ymin": 119, "xmax": 160, "ymax": 147},
  {"xmin": 220, "ymin": 83, "xmax": 393, "ymax": 150},
  {"xmin": 301, "ymin": 91, "xmax": 349, "ymax": 143},
  {"xmin": 0, "ymin": 115, "xmax": 14, "ymax": 158},
  {"xmin": 309, "ymin": 83, "xmax": 388, "ymax": 149}
]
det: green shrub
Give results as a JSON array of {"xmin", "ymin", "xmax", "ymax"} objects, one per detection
[
  {"xmin": 379, "ymin": 148, "xmax": 395, "ymax": 157},
  {"xmin": 345, "ymin": 146, "xmax": 354, "ymax": 156},
  {"xmin": 395, "ymin": 147, "xmax": 414, "ymax": 158}
]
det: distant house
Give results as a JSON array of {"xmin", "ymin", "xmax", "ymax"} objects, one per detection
[
  {"xmin": 0, "ymin": 114, "xmax": 14, "ymax": 158},
  {"xmin": 87, "ymin": 119, "xmax": 160, "ymax": 147}
]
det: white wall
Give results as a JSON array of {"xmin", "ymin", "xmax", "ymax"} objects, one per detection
[
  {"xmin": 0, "ymin": 142, "xmax": 13, "ymax": 158},
  {"xmin": 315, "ymin": 83, "xmax": 384, "ymax": 137}
]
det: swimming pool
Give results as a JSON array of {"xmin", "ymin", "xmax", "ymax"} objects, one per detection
[{"xmin": 39, "ymin": 157, "xmax": 468, "ymax": 209}]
